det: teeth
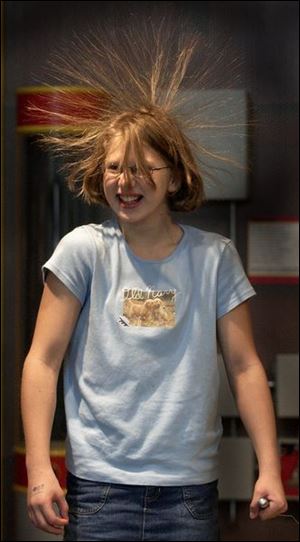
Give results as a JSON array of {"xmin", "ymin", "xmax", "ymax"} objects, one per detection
[{"xmin": 119, "ymin": 195, "xmax": 141, "ymax": 202}]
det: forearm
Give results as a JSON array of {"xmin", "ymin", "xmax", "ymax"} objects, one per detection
[
  {"xmin": 21, "ymin": 355, "xmax": 59, "ymax": 475},
  {"xmin": 232, "ymin": 362, "xmax": 281, "ymax": 476},
  {"xmin": 218, "ymin": 304, "xmax": 287, "ymax": 517}
]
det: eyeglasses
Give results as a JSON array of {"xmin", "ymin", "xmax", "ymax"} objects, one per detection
[{"xmin": 102, "ymin": 164, "xmax": 170, "ymax": 180}]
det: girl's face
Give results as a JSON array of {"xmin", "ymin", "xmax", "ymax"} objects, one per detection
[{"xmin": 102, "ymin": 136, "xmax": 177, "ymax": 227}]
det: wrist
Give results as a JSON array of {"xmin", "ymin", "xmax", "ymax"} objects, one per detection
[
  {"xmin": 257, "ymin": 461, "xmax": 282, "ymax": 479},
  {"xmin": 26, "ymin": 456, "xmax": 52, "ymax": 474}
]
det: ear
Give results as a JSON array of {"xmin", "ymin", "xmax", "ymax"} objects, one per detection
[{"xmin": 168, "ymin": 176, "xmax": 180, "ymax": 195}]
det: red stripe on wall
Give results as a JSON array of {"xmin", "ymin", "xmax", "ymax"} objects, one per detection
[
  {"xmin": 17, "ymin": 89, "xmax": 106, "ymax": 127},
  {"xmin": 14, "ymin": 447, "xmax": 67, "ymax": 490}
]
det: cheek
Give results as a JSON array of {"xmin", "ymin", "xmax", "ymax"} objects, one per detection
[{"xmin": 102, "ymin": 178, "xmax": 115, "ymax": 199}]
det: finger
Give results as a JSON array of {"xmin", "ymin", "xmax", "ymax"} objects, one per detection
[
  {"xmin": 250, "ymin": 491, "xmax": 272, "ymax": 518},
  {"xmin": 249, "ymin": 496, "xmax": 261, "ymax": 519},
  {"xmin": 55, "ymin": 495, "xmax": 69, "ymax": 520},
  {"xmin": 258, "ymin": 504, "xmax": 281, "ymax": 521},
  {"xmin": 249, "ymin": 502, "xmax": 259, "ymax": 519},
  {"xmin": 260, "ymin": 499, "xmax": 288, "ymax": 520},
  {"xmin": 43, "ymin": 502, "xmax": 69, "ymax": 528},
  {"xmin": 30, "ymin": 506, "xmax": 65, "ymax": 535}
]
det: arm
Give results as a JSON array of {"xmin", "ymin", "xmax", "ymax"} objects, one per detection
[
  {"xmin": 217, "ymin": 301, "xmax": 287, "ymax": 520},
  {"xmin": 21, "ymin": 271, "xmax": 81, "ymax": 535}
]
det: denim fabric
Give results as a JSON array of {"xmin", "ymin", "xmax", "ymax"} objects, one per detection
[{"xmin": 64, "ymin": 472, "xmax": 219, "ymax": 541}]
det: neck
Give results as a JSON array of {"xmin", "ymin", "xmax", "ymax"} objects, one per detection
[
  {"xmin": 121, "ymin": 214, "xmax": 174, "ymax": 243},
  {"xmin": 117, "ymin": 214, "xmax": 183, "ymax": 260}
]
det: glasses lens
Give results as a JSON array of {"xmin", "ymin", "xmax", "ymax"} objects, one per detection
[
  {"xmin": 103, "ymin": 165, "xmax": 167, "ymax": 179},
  {"xmin": 103, "ymin": 165, "xmax": 143, "ymax": 178}
]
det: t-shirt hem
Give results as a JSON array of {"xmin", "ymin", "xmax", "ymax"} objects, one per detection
[{"xmin": 66, "ymin": 464, "xmax": 219, "ymax": 487}]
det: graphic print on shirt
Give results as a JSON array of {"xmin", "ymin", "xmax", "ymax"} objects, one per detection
[{"xmin": 122, "ymin": 287, "xmax": 176, "ymax": 328}]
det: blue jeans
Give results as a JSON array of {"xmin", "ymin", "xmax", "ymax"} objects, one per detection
[{"xmin": 64, "ymin": 472, "xmax": 219, "ymax": 541}]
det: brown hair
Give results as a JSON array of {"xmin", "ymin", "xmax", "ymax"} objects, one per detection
[
  {"xmin": 61, "ymin": 105, "xmax": 204, "ymax": 212},
  {"xmin": 32, "ymin": 20, "xmax": 244, "ymax": 211}
]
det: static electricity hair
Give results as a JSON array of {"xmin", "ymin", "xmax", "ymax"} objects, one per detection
[{"xmin": 31, "ymin": 19, "xmax": 245, "ymax": 211}]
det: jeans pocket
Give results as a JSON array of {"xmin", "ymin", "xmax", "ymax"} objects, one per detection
[
  {"xmin": 66, "ymin": 472, "xmax": 111, "ymax": 516},
  {"xmin": 182, "ymin": 481, "xmax": 218, "ymax": 520}
]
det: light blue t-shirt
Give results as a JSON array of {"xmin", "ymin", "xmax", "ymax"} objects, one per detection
[{"xmin": 43, "ymin": 219, "xmax": 256, "ymax": 485}]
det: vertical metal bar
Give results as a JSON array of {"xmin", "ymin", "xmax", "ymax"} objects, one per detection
[
  {"xmin": 230, "ymin": 201, "xmax": 236, "ymax": 244},
  {"xmin": 52, "ymin": 179, "xmax": 60, "ymax": 248},
  {"xmin": 229, "ymin": 200, "xmax": 237, "ymax": 523},
  {"xmin": 229, "ymin": 499, "xmax": 237, "ymax": 523}
]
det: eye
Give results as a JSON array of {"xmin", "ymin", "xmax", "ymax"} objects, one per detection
[{"xmin": 107, "ymin": 163, "xmax": 120, "ymax": 172}]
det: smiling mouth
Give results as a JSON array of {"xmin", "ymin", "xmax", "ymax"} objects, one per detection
[{"xmin": 117, "ymin": 194, "xmax": 144, "ymax": 206}]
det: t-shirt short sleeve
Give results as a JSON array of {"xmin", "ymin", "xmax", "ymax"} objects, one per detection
[
  {"xmin": 42, "ymin": 227, "xmax": 94, "ymax": 305},
  {"xmin": 217, "ymin": 240, "xmax": 256, "ymax": 319}
]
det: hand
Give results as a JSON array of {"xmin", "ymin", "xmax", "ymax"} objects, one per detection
[
  {"xmin": 249, "ymin": 475, "xmax": 288, "ymax": 520},
  {"xmin": 27, "ymin": 468, "xmax": 69, "ymax": 535}
]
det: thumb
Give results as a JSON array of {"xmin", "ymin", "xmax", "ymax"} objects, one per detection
[
  {"xmin": 55, "ymin": 495, "xmax": 69, "ymax": 520},
  {"xmin": 249, "ymin": 497, "xmax": 259, "ymax": 520}
]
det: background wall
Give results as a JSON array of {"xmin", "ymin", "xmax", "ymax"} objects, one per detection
[{"xmin": 2, "ymin": 1, "xmax": 299, "ymax": 540}]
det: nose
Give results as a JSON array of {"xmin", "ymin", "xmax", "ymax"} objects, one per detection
[{"xmin": 118, "ymin": 170, "xmax": 136, "ymax": 190}]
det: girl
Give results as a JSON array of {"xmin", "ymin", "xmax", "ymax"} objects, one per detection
[{"xmin": 21, "ymin": 24, "xmax": 287, "ymax": 541}]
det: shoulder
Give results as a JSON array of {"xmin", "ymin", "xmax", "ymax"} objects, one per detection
[
  {"xmin": 56, "ymin": 219, "xmax": 117, "ymax": 252},
  {"xmin": 183, "ymin": 224, "xmax": 231, "ymax": 254},
  {"xmin": 51, "ymin": 226, "xmax": 95, "ymax": 263},
  {"xmin": 60, "ymin": 225, "xmax": 94, "ymax": 245}
]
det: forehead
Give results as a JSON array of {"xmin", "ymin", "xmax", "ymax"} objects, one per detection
[{"xmin": 105, "ymin": 135, "xmax": 164, "ymax": 164}]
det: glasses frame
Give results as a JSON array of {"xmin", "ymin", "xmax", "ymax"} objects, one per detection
[{"xmin": 101, "ymin": 164, "xmax": 171, "ymax": 179}]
